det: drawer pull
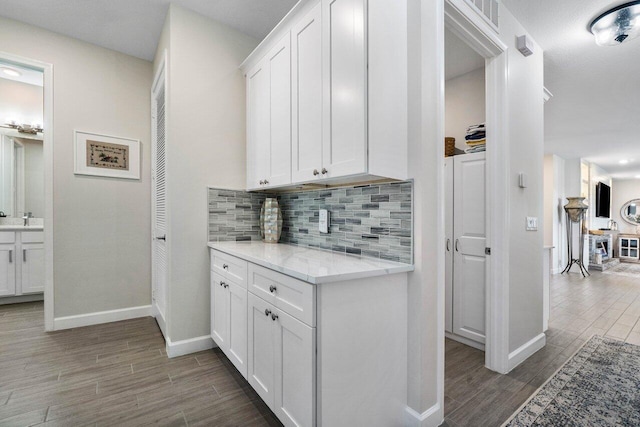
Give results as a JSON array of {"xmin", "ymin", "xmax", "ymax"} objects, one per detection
[
  {"xmin": 264, "ymin": 309, "xmax": 271, "ymax": 316},
  {"xmin": 222, "ymin": 264, "xmax": 228, "ymax": 270},
  {"xmin": 271, "ymin": 313, "xmax": 279, "ymax": 321},
  {"xmin": 269, "ymin": 285, "xmax": 277, "ymax": 293}
]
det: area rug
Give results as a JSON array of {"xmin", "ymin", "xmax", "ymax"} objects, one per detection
[
  {"xmin": 503, "ymin": 335, "xmax": 640, "ymax": 426},
  {"xmin": 602, "ymin": 262, "xmax": 640, "ymax": 278}
]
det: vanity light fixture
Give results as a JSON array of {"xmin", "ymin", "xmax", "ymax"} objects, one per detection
[
  {"xmin": 0, "ymin": 67, "xmax": 21, "ymax": 77},
  {"xmin": 590, "ymin": 1, "xmax": 640, "ymax": 46}
]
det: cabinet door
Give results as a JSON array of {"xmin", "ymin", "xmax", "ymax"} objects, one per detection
[
  {"xmin": 211, "ymin": 273, "xmax": 229, "ymax": 351},
  {"xmin": 246, "ymin": 60, "xmax": 270, "ymax": 190},
  {"xmin": 266, "ymin": 35, "xmax": 292, "ymax": 188},
  {"xmin": 274, "ymin": 308, "xmax": 315, "ymax": 427},
  {"xmin": 248, "ymin": 293, "xmax": 276, "ymax": 408},
  {"xmin": 0, "ymin": 245, "xmax": 16, "ymax": 297},
  {"xmin": 444, "ymin": 158, "xmax": 454, "ymax": 334},
  {"xmin": 453, "ymin": 153, "xmax": 486, "ymax": 344},
  {"xmin": 292, "ymin": 3, "xmax": 324, "ymax": 183},
  {"xmin": 21, "ymin": 244, "xmax": 44, "ymax": 294},
  {"xmin": 322, "ymin": 0, "xmax": 367, "ymax": 179},
  {"xmin": 227, "ymin": 282, "xmax": 248, "ymax": 379}
]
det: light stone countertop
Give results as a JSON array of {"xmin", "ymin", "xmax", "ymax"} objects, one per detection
[{"xmin": 207, "ymin": 241, "xmax": 414, "ymax": 284}]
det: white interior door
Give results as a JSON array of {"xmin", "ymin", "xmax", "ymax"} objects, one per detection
[
  {"xmin": 444, "ymin": 157, "xmax": 454, "ymax": 334},
  {"xmin": 152, "ymin": 65, "xmax": 168, "ymax": 328},
  {"xmin": 291, "ymin": 3, "xmax": 324, "ymax": 183},
  {"xmin": 453, "ymin": 152, "xmax": 487, "ymax": 344}
]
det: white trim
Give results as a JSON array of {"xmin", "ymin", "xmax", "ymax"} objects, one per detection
[
  {"xmin": 543, "ymin": 86, "xmax": 553, "ymax": 103},
  {"xmin": 165, "ymin": 335, "xmax": 215, "ymax": 358},
  {"xmin": 508, "ymin": 333, "xmax": 546, "ymax": 371},
  {"xmin": 53, "ymin": 305, "xmax": 152, "ymax": 330},
  {"xmin": 154, "ymin": 305, "xmax": 167, "ymax": 339},
  {"xmin": 445, "ymin": 332, "xmax": 485, "ymax": 351},
  {"xmin": 404, "ymin": 403, "xmax": 442, "ymax": 427},
  {"xmin": 0, "ymin": 51, "xmax": 55, "ymax": 332}
]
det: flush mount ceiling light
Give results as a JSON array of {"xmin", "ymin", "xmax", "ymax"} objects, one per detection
[
  {"xmin": 590, "ymin": 1, "xmax": 640, "ymax": 46},
  {"xmin": 0, "ymin": 67, "xmax": 21, "ymax": 77}
]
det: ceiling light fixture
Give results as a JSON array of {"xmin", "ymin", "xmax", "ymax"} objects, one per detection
[
  {"xmin": 620, "ymin": 159, "xmax": 630, "ymax": 164},
  {"xmin": 590, "ymin": 1, "xmax": 640, "ymax": 46},
  {"xmin": 0, "ymin": 67, "xmax": 21, "ymax": 77}
]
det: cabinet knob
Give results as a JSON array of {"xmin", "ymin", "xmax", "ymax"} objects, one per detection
[
  {"xmin": 222, "ymin": 264, "xmax": 228, "ymax": 270},
  {"xmin": 220, "ymin": 281, "xmax": 226, "ymax": 287},
  {"xmin": 269, "ymin": 285, "xmax": 277, "ymax": 293},
  {"xmin": 313, "ymin": 169, "xmax": 319, "ymax": 176},
  {"xmin": 264, "ymin": 308, "xmax": 271, "ymax": 316},
  {"xmin": 264, "ymin": 179, "xmax": 269, "ymax": 185},
  {"xmin": 321, "ymin": 168, "xmax": 328, "ymax": 175},
  {"xmin": 271, "ymin": 313, "xmax": 279, "ymax": 321},
  {"xmin": 259, "ymin": 180, "xmax": 264, "ymax": 185}
]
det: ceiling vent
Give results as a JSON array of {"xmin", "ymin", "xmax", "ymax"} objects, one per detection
[{"xmin": 464, "ymin": 0, "xmax": 499, "ymax": 30}]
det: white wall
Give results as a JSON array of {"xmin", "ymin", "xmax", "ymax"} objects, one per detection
[
  {"xmin": 0, "ymin": 16, "xmax": 153, "ymax": 317},
  {"xmin": 445, "ymin": 67, "xmax": 485, "ymax": 151},
  {"xmin": 500, "ymin": 6, "xmax": 545, "ymax": 354},
  {"xmin": 155, "ymin": 5, "xmax": 257, "ymax": 342},
  {"xmin": 612, "ymin": 179, "xmax": 640, "ymax": 234},
  {"xmin": 0, "ymin": 78, "xmax": 42, "ymax": 126}
]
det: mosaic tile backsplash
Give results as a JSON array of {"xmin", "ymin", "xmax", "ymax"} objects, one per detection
[{"xmin": 208, "ymin": 181, "xmax": 413, "ymax": 264}]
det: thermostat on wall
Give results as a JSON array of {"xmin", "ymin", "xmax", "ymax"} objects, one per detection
[{"xmin": 319, "ymin": 209, "xmax": 330, "ymax": 234}]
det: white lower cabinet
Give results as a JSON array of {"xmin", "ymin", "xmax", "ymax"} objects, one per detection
[
  {"xmin": 210, "ymin": 256, "xmax": 248, "ymax": 379},
  {"xmin": 248, "ymin": 293, "xmax": 315, "ymax": 427},
  {"xmin": 0, "ymin": 231, "xmax": 44, "ymax": 298},
  {"xmin": 0, "ymin": 244, "xmax": 16, "ymax": 297}
]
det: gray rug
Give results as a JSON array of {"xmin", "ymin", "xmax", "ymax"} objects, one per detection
[
  {"xmin": 603, "ymin": 263, "xmax": 640, "ymax": 278},
  {"xmin": 504, "ymin": 335, "xmax": 640, "ymax": 426}
]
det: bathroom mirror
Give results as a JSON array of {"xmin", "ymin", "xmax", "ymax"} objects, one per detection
[
  {"xmin": 0, "ymin": 134, "xmax": 44, "ymax": 218},
  {"xmin": 620, "ymin": 199, "xmax": 640, "ymax": 225}
]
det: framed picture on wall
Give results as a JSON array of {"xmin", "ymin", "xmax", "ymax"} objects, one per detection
[{"xmin": 74, "ymin": 130, "xmax": 140, "ymax": 180}]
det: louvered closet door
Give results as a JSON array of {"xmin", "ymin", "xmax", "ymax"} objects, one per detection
[{"xmin": 152, "ymin": 73, "xmax": 168, "ymax": 325}]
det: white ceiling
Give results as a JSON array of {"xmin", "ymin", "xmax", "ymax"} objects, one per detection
[
  {"xmin": 0, "ymin": 0, "xmax": 297, "ymax": 61},
  {"xmin": 445, "ymin": 28, "xmax": 485, "ymax": 80},
  {"xmin": 502, "ymin": 0, "xmax": 640, "ymax": 179}
]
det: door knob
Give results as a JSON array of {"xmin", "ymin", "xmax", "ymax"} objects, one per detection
[{"xmin": 313, "ymin": 169, "xmax": 320, "ymax": 176}]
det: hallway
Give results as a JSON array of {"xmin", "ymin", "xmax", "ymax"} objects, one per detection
[{"xmin": 444, "ymin": 268, "xmax": 640, "ymax": 426}]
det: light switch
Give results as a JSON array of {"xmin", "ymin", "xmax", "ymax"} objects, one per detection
[
  {"xmin": 319, "ymin": 209, "xmax": 330, "ymax": 234},
  {"xmin": 526, "ymin": 216, "xmax": 538, "ymax": 231}
]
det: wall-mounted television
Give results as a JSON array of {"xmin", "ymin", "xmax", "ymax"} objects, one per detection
[{"xmin": 596, "ymin": 182, "xmax": 611, "ymax": 218}]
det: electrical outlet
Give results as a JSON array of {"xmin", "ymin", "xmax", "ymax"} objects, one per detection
[
  {"xmin": 319, "ymin": 209, "xmax": 330, "ymax": 234},
  {"xmin": 526, "ymin": 216, "xmax": 538, "ymax": 231}
]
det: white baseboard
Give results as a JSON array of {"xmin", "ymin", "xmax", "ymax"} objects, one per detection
[
  {"xmin": 154, "ymin": 309, "xmax": 167, "ymax": 339},
  {"xmin": 166, "ymin": 335, "xmax": 214, "ymax": 358},
  {"xmin": 445, "ymin": 331, "xmax": 485, "ymax": 351},
  {"xmin": 54, "ymin": 305, "xmax": 152, "ymax": 330},
  {"xmin": 404, "ymin": 403, "xmax": 442, "ymax": 427},
  {"xmin": 0, "ymin": 293, "xmax": 44, "ymax": 305},
  {"xmin": 508, "ymin": 333, "xmax": 546, "ymax": 371}
]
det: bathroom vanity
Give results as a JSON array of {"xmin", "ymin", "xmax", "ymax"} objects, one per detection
[
  {"xmin": 208, "ymin": 241, "xmax": 413, "ymax": 427},
  {"xmin": 0, "ymin": 225, "xmax": 44, "ymax": 302}
]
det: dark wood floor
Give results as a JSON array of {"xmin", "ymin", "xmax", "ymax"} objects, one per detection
[
  {"xmin": 0, "ymin": 302, "xmax": 282, "ymax": 426},
  {"xmin": 443, "ymin": 269, "xmax": 640, "ymax": 426}
]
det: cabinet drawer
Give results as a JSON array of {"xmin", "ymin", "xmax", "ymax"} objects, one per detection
[
  {"xmin": 211, "ymin": 250, "xmax": 247, "ymax": 287},
  {"xmin": 22, "ymin": 232, "xmax": 44, "ymax": 243},
  {"xmin": 248, "ymin": 264, "xmax": 315, "ymax": 327},
  {"xmin": 0, "ymin": 232, "xmax": 15, "ymax": 244}
]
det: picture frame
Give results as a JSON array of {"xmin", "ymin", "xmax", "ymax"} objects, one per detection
[{"xmin": 74, "ymin": 130, "xmax": 140, "ymax": 180}]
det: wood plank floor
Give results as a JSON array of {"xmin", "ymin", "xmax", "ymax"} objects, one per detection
[
  {"xmin": 0, "ymin": 302, "xmax": 282, "ymax": 426},
  {"xmin": 443, "ymin": 269, "xmax": 640, "ymax": 426}
]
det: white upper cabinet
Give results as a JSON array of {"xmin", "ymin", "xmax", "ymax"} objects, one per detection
[
  {"xmin": 246, "ymin": 35, "xmax": 292, "ymax": 190},
  {"xmin": 241, "ymin": 0, "xmax": 408, "ymax": 189},
  {"xmin": 322, "ymin": 0, "xmax": 367, "ymax": 179},
  {"xmin": 291, "ymin": 3, "xmax": 324, "ymax": 183}
]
